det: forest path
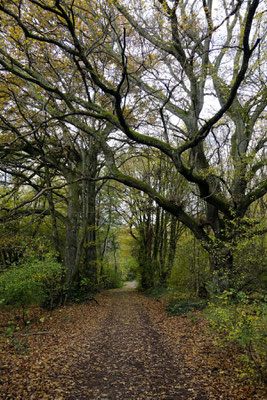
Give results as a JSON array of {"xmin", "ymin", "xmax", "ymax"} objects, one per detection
[
  {"xmin": 67, "ymin": 285, "xmax": 208, "ymax": 400},
  {"xmin": 1, "ymin": 284, "xmax": 263, "ymax": 399}
]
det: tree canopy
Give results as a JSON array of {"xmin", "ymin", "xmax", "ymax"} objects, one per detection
[{"xmin": 0, "ymin": 0, "xmax": 266, "ymax": 290}]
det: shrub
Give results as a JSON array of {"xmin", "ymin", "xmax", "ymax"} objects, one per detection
[
  {"xmin": 100, "ymin": 267, "xmax": 123, "ymax": 289},
  {"xmin": 125, "ymin": 268, "xmax": 137, "ymax": 281},
  {"xmin": 168, "ymin": 233, "xmax": 210, "ymax": 298},
  {"xmin": 167, "ymin": 299, "xmax": 207, "ymax": 316},
  {"xmin": 232, "ymin": 234, "xmax": 267, "ymax": 292},
  {"xmin": 0, "ymin": 257, "xmax": 64, "ymax": 310},
  {"xmin": 206, "ymin": 291, "xmax": 267, "ymax": 383},
  {"xmin": 145, "ymin": 286, "xmax": 169, "ymax": 298},
  {"xmin": 67, "ymin": 277, "xmax": 99, "ymax": 303}
]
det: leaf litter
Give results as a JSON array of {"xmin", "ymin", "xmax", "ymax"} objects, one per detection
[{"xmin": 0, "ymin": 287, "xmax": 266, "ymax": 399}]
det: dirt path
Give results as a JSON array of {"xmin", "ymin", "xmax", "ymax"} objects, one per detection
[
  {"xmin": 1, "ymin": 285, "xmax": 265, "ymax": 399},
  {"xmin": 67, "ymin": 286, "xmax": 208, "ymax": 400}
]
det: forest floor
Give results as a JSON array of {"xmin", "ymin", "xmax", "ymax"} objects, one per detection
[{"xmin": 0, "ymin": 284, "xmax": 266, "ymax": 400}]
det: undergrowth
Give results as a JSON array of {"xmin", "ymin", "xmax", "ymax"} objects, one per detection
[
  {"xmin": 0, "ymin": 256, "xmax": 64, "ymax": 310},
  {"xmin": 206, "ymin": 291, "xmax": 267, "ymax": 384},
  {"xmin": 167, "ymin": 299, "xmax": 207, "ymax": 316}
]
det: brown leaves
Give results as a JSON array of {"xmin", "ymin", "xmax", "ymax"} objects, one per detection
[
  {"xmin": 0, "ymin": 301, "xmax": 103, "ymax": 399},
  {"xmin": 0, "ymin": 290, "xmax": 266, "ymax": 399},
  {"xmin": 144, "ymin": 298, "xmax": 266, "ymax": 400}
]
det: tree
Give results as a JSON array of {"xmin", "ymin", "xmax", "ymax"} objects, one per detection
[
  {"xmin": 0, "ymin": 4, "xmax": 114, "ymax": 289},
  {"xmin": 118, "ymin": 148, "xmax": 187, "ymax": 287},
  {"xmin": 0, "ymin": 83, "xmax": 104, "ymax": 290},
  {"xmin": 0, "ymin": 0, "xmax": 265, "ymax": 290}
]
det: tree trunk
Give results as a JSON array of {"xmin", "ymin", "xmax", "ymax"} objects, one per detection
[
  {"xmin": 82, "ymin": 147, "xmax": 98, "ymax": 287},
  {"xmin": 152, "ymin": 205, "xmax": 161, "ymax": 274},
  {"xmin": 44, "ymin": 164, "xmax": 62, "ymax": 262},
  {"xmin": 65, "ymin": 179, "xmax": 80, "ymax": 288},
  {"xmin": 83, "ymin": 179, "xmax": 98, "ymax": 286},
  {"xmin": 164, "ymin": 214, "xmax": 178, "ymax": 283},
  {"xmin": 209, "ymin": 242, "xmax": 233, "ymax": 293}
]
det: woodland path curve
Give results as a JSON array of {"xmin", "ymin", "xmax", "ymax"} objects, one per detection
[{"xmin": 67, "ymin": 284, "xmax": 209, "ymax": 400}]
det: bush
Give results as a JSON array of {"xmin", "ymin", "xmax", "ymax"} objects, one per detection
[
  {"xmin": 0, "ymin": 257, "xmax": 64, "ymax": 310},
  {"xmin": 125, "ymin": 268, "xmax": 137, "ymax": 281},
  {"xmin": 67, "ymin": 277, "xmax": 99, "ymax": 304},
  {"xmin": 168, "ymin": 233, "xmax": 210, "ymax": 298},
  {"xmin": 232, "ymin": 234, "xmax": 267, "ymax": 292},
  {"xmin": 206, "ymin": 291, "xmax": 267, "ymax": 382},
  {"xmin": 100, "ymin": 268, "xmax": 123, "ymax": 289},
  {"xmin": 167, "ymin": 299, "xmax": 207, "ymax": 316},
  {"xmin": 145, "ymin": 286, "xmax": 169, "ymax": 298}
]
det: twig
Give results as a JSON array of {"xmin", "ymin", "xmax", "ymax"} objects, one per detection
[{"xmin": 16, "ymin": 331, "xmax": 51, "ymax": 336}]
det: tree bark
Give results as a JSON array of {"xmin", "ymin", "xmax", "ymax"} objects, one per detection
[
  {"xmin": 83, "ymin": 178, "xmax": 98, "ymax": 286},
  {"xmin": 44, "ymin": 164, "xmax": 62, "ymax": 262},
  {"xmin": 81, "ymin": 145, "xmax": 98, "ymax": 287},
  {"xmin": 65, "ymin": 178, "xmax": 80, "ymax": 288},
  {"xmin": 165, "ymin": 214, "xmax": 178, "ymax": 282},
  {"xmin": 209, "ymin": 241, "xmax": 233, "ymax": 293}
]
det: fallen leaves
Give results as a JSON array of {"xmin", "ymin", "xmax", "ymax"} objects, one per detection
[
  {"xmin": 0, "ymin": 289, "xmax": 266, "ymax": 399},
  {"xmin": 0, "ymin": 300, "xmax": 106, "ymax": 399},
  {"xmin": 143, "ymin": 298, "xmax": 266, "ymax": 400}
]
